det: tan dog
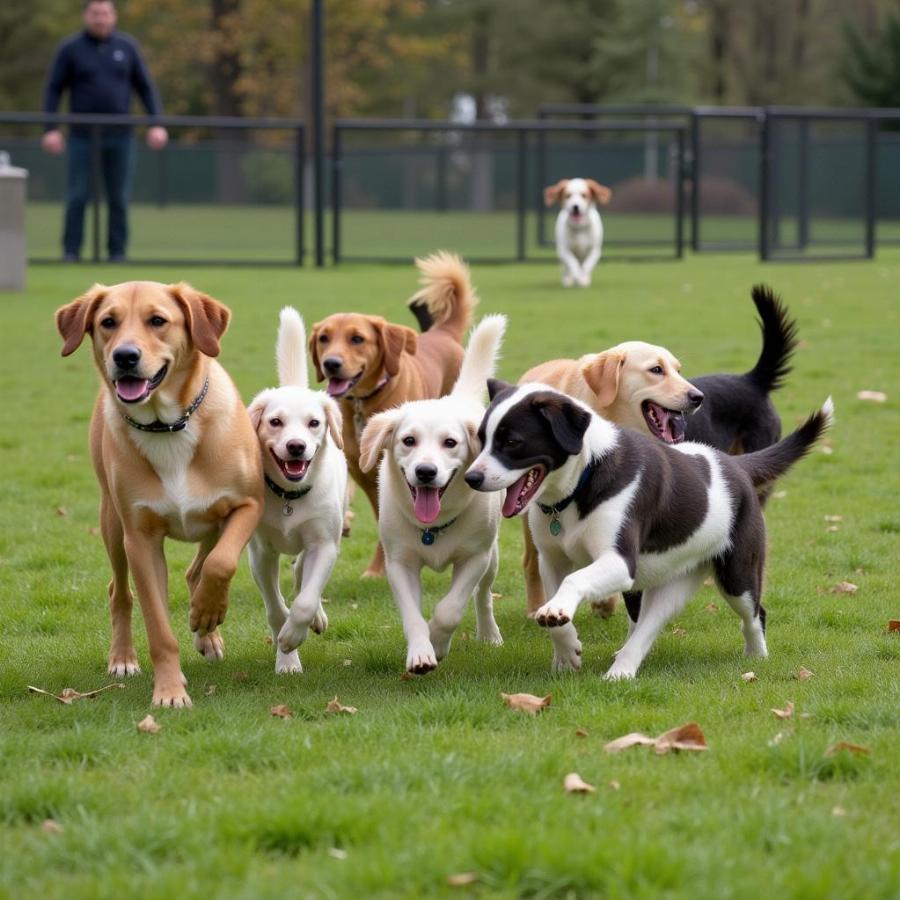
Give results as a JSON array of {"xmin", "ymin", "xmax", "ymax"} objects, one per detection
[
  {"xmin": 519, "ymin": 340, "xmax": 703, "ymax": 614},
  {"xmin": 308, "ymin": 252, "xmax": 476, "ymax": 577},
  {"xmin": 56, "ymin": 281, "xmax": 262, "ymax": 707}
]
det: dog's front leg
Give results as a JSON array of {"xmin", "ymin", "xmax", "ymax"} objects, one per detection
[
  {"xmin": 100, "ymin": 493, "xmax": 140, "ymax": 677},
  {"xmin": 189, "ymin": 499, "xmax": 261, "ymax": 636},
  {"xmin": 249, "ymin": 536, "xmax": 299, "ymax": 674},
  {"xmin": 386, "ymin": 557, "xmax": 433, "ymax": 674},
  {"xmin": 277, "ymin": 541, "xmax": 338, "ymax": 657},
  {"xmin": 124, "ymin": 528, "xmax": 190, "ymax": 707},
  {"xmin": 558, "ymin": 248, "xmax": 584, "ymax": 288},
  {"xmin": 578, "ymin": 247, "xmax": 600, "ymax": 287},
  {"xmin": 429, "ymin": 552, "xmax": 495, "ymax": 661},
  {"xmin": 538, "ymin": 554, "xmax": 582, "ymax": 672},
  {"xmin": 187, "ymin": 532, "xmax": 225, "ymax": 662}
]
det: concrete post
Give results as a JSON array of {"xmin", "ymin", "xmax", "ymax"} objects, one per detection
[{"xmin": 0, "ymin": 151, "xmax": 28, "ymax": 291}]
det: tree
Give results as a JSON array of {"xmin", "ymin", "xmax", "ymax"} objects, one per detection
[{"xmin": 841, "ymin": 12, "xmax": 900, "ymax": 107}]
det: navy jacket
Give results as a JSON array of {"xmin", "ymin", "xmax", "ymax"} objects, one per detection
[{"xmin": 43, "ymin": 30, "xmax": 162, "ymax": 134}]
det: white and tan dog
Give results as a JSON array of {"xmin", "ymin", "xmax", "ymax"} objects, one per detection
[
  {"xmin": 544, "ymin": 178, "xmax": 612, "ymax": 287},
  {"xmin": 358, "ymin": 315, "xmax": 507, "ymax": 674},
  {"xmin": 247, "ymin": 308, "xmax": 347, "ymax": 674}
]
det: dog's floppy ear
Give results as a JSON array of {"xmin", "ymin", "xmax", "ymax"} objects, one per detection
[
  {"xmin": 168, "ymin": 282, "xmax": 230, "ymax": 357},
  {"xmin": 581, "ymin": 350, "xmax": 626, "ymax": 408},
  {"xmin": 358, "ymin": 408, "xmax": 400, "ymax": 473},
  {"xmin": 487, "ymin": 378, "xmax": 513, "ymax": 401},
  {"xmin": 322, "ymin": 396, "xmax": 344, "ymax": 450},
  {"xmin": 543, "ymin": 179, "xmax": 569, "ymax": 208},
  {"xmin": 586, "ymin": 179, "xmax": 612, "ymax": 206},
  {"xmin": 56, "ymin": 284, "xmax": 107, "ymax": 356},
  {"xmin": 308, "ymin": 321, "xmax": 325, "ymax": 383},
  {"xmin": 373, "ymin": 319, "xmax": 417, "ymax": 378},
  {"xmin": 247, "ymin": 389, "xmax": 273, "ymax": 431},
  {"xmin": 464, "ymin": 420, "xmax": 482, "ymax": 458},
  {"xmin": 533, "ymin": 392, "xmax": 591, "ymax": 456}
]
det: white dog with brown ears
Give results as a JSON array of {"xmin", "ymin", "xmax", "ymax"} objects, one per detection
[
  {"xmin": 544, "ymin": 177, "xmax": 612, "ymax": 288},
  {"xmin": 358, "ymin": 314, "xmax": 507, "ymax": 675},
  {"xmin": 247, "ymin": 308, "xmax": 347, "ymax": 674}
]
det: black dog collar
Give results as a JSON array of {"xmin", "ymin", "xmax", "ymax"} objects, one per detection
[
  {"xmin": 265, "ymin": 474, "xmax": 313, "ymax": 516},
  {"xmin": 537, "ymin": 461, "xmax": 596, "ymax": 536},
  {"xmin": 121, "ymin": 378, "xmax": 209, "ymax": 434},
  {"xmin": 419, "ymin": 515, "xmax": 459, "ymax": 546}
]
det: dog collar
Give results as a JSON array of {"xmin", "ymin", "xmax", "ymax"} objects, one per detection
[
  {"xmin": 419, "ymin": 515, "xmax": 459, "ymax": 546},
  {"xmin": 265, "ymin": 474, "xmax": 313, "ymax": 516},
  {"xmin": 121, "ymin": 378, "xmax": 209, "ymax": 434},
  {"xmin": 352, "ymin": 375, "xmax": 391, "ymax": 441},
  {"xmin": 353, "ymin": 374, "xmax": 391, "ymax": 402},
  {"xmin": 537, "ymin": 461, "xmax": 596, "ymax": 536}
]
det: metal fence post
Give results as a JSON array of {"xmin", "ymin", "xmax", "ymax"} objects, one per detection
[
  {"xmin": 311, "ymin": 0, "xmax": 325, "ymax": 267},
  {"xmin": 690, "ymin": 112, "xmax": 700, "ymax": 252},
  {"xmin": 436, "ymin": 144, "xmax": 448, "ymax": 212},
  {"xmin": 294, "ymin": 125, "xmax": 305, "ymax": 265},
  {"xmin": 331, "ymin": 124, "xmax": 341, "ymax": 265},
  {"xmin": 90, "ymin": 124, "xmax": 101, "ymax": 263},
  {"xmin": 516, "ymin": 128, "xmax": 527, "ymax": 261},
  {"xmin": 865, "ymin": 116, "xmax": 877, "ymax": 259},
  {"xmin": 536, "ymin": 112, "xmax": 547, "ymax": 246},
  {"xmin": 797, "ymin": 117, "xmax": 809, "ymax": 250},
  {"xmin": 675, "ymin": 128, "xmax": 685, "ymax": 259},
  {"xmin": 758, "ymin": 110, "xmax": 771, "ymax": 261}
]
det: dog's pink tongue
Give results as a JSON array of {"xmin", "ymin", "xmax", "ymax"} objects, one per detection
[
  {"xmin": 115, "ymin": 378, "xmax": 148, "ymax": 402},
  {"xmin": 327, "ymin": 378, "xmax": 351, "ymax": 397},
  {"xmin": 414, "ymin": 486, "xmax": 441, "ymax": 524},
  {"xmin": 502, "ymin": 474, "xmax": 529, "ymax": 518}
]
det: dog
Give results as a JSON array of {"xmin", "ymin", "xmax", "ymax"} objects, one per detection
[
  {"xmin": 246, "ymin": 308, "xmax": 347, "ymax": 674},
  {"xmin": 308, "ymin": 251, "xmax": 477, "ymax": 578},
  {"xmin": 56, "ymin": 281, "xmax": 262, "ymax": 707},
  {"xmin": 465, "ymin": 381, "xmax": 830, "ymax": 678},
  {"xmin": 358, "ymin": 315, "xmax": 507, "ymax": 674},
  {"xmin": 544, "ymin": 178, "xmax": 612, "ymax": 287},
  {"xmin": 517, "ymin": 284, "xmax": 797, "ymax": 615}
]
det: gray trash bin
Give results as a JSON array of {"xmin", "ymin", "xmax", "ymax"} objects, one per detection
[{"xmin": 0, "ymin": 151, "xmax": 28, "ymax": 292}]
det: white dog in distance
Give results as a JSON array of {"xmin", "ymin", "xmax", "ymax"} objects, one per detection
[{"xmin": 545, "ymin": 177, "xmax": 612, "ymax": 288}]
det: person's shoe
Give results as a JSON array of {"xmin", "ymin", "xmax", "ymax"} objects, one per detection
[
  {"xmin": 62, "ymin": 253, "xmax": 79, "ymax": 263},
  {"xmin": 108, "ymin": 253, "xmax": 127, "ymax": 263}
]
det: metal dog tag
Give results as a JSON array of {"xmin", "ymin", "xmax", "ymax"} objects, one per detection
[
  {"xmin": 549, "ymin": 515, "xmax": 562, "ymax": 536},
  {"xmin": 283, "ymin": 503, "xmax": 293, "ymax": 517}
]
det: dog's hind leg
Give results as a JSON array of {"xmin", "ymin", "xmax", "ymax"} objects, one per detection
[
  {"xmin": 188, "ymin": 532, "xmax": 225, "ymax": 663},
  {"xmin": 101, "ymin": 494, "xmax": 140, "ymax": 677},
  {"xmin": 429, "ymin": 553, "xmax": 493, "ymax": 661},
  {"xmin": 473, "ymin": 542, "xmax": 502, "ymax": 647},
  {"xmin": 714, "ymin": 550, "xmax": 768, "ymax": 658},
  {"xmin": 522, "ymin": 518, "xmax": 546, "ymax": 616}
]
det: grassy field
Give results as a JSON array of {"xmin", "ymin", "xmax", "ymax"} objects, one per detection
[{"xmin": 1, "ymin": 252, "xmax": 898, "ymax": 899}]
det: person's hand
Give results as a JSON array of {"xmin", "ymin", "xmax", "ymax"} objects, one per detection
[
  {"xmin": 146, "ymin": 126, "xmax": 168, "ymax": 151},
  {"xmin": 42, "ymin": 130, "xmax": 65, "ymax": 155}
]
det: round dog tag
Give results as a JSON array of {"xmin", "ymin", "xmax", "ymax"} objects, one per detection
[
  {"xmin": 549, "ymin": 519, "xmax": 562, "ymax": 536},
  {"xmin": 421, "ymin": 530, "xmax": 435, "ymax": 546}
]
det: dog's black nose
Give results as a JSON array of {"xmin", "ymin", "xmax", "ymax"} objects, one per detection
[
  {"xmin": 323, "ymin": 357, "xmax": 343, "ymax": 375},
  {"xmin": 464, "ymin": 469, "xmax": 484, "ymax": 489},
  {"xmin": 286, "ymin": 440, "xmax": 306, "ymax": 458},
  {"xmin": 688, "ymin": 390, "xmax": 704, "ymax": 409},
  {"xmin": 113, "ymin": 345, "xmax": 141, "ymax": 370},
  {"xmin": 415, "ymin": 464, "xmax": 437, "ymax": 484}
]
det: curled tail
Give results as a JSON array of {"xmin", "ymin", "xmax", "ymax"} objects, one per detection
[
  {"xmin": 451, "ymin": 314, "xmax": 507, "ymax": 404},
  {"xmin": 406, "ymin": 251, "xmax": 478, "ymax": 340},
  {"xmin": 277, "ymin": 306, "xmax": 309, "ymax": 388},
  {"xmin": 747, "ymin": 284, "xmax": 799, "ymax": 393},
  {"xmin": 736, "ymin": 398, "xmax": 832, "ymax": 488}
]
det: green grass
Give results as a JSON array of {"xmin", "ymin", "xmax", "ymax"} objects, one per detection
[{"xmin": 1, "ymin": 252, "xmax": 899, "ymax": 899}]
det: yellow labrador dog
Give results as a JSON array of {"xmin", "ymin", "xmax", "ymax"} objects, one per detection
[{"xmin": 56, "ymin": 281, "xmax": 262, "ymax": 707}]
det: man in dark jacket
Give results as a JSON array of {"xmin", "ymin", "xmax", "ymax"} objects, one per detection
[{"xmin": 42, "ymin": 0, "xmax": 168, "ymax": 261}]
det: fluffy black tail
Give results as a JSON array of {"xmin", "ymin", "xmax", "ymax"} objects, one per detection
[
  {"xmin": 736, "ymin": 399, "xmax": 832, "ymax": 488},
  {"xmin": 746, "ymin": 285, "xmax": 798, "ymax": 393}
]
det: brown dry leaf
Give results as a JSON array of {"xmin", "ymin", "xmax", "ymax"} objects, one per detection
[
  {"xmin": 826, "ymin": 525, "xmax": 840, "ymax": 533},
  {"xmin": 831, "ymin": 805, "xmax": 847, "ymax": 817},
  {"xmin": 400, "ymin": 671, "xmax": 414, "ymax": 681},
  {"xmin": 491, "ymin": 591, "xmax": 503, "ymax": 600},
  {"xmin": 56, "ymin": 507, "xmax": 67, "ymax": 517},
  {"xmin": 564, "ymin": 772, "xmax": 596, "ymax": 794},
  {"xmin": 28, "ymin": 683, "xmax": 125, "ymax": 704},
  {"xmin": 264, "ymin": 635, "xmax": 273, "ymax": 645},
  {"xmin": 270, "ymin": 704, "xmax": 293, "ymax": 719},
  {"xmin": 741, "ymin": 671, "xmax": 758, "ymax": 683},
  {"xmin": 603, "ymin": 732, "xmax": 659, "ymax": 753},
  {"xmin": 888, "ymin": 620, "xmax": 900, "ymax": 633},
  {"xmin": 653, "ymin": 722, "xmax": 708, "ymax": 755},
  {"xmin": 608, "ymin": 780, "xmax": 621, "ymax": 791},
  {"xmin": 856, "ymin": 390, "xmax": 887, "ymax": 403},
  {"xmin": 137, "ymin": 714, "xmax": 161, "ymax": 734},
  {"xmin": 41, "ymin": 819, "xmax": 64, "ymax": 835},
  {"xmin": 824, "ymin": 515, "xmax": 844, "ymax": 523},
  {"xmin": 795, "ymin": 667, "xmax": 814, "ymax": 681},
  {"xmin": 705, "ymin": 603, "xmax": 719, "ymax": 613},
  {"xmin": 325, "ymin": 696, "xmax": 358, "ymax": 715},
  {"xmin": 501, "ymin": 692, "xmax": 552, "ymax": 715},
  {"xmin": 824, "ymin": 741, "xmax": 870, "ymax": 758},
  {"xmin": 771, "ymin": 701, "xmax": 795, "ymax": 719},
  {"xmin": 205, "ymin": 684, "xmax": 217, "ymax": 696},
  {"xmin": 87, "ymin": 526, "xmax": 100, "ymax": 536},
  {"xmin": 447, "ymin": 873, "xmax": 479, "ymax": 887},
  {"xmin": 343, "ymin": 658, "xmax": 352, "ymax": 667},
  {"xmin": 672, "ymin": 626, "xmax": 687, "ymax": 637},
  {"xmin": 575, "ymin": 727, "xmax": 589, "ymax": 738},
  {"xmin": 232, "ymin": 671, "xmax": 249, "ymax": 681},
  {"xmin": 833, "ymin": 581, "xmax": 858, "ymax": 595},
  {"xmin": 703, "ymin": 577, "xmax": 715, "ymax": 587}
]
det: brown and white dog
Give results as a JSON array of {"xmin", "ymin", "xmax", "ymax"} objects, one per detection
[
  {"xmin": 544, "ymin": 178, "xmax": 612, "ymax": 287},
  {"xmin": 56, "ymin": 282, "xmax": 262, "ymax": 707},
  {"xmin": 308, "ymin": 252, "xmax": 476, "ymax": 577}
]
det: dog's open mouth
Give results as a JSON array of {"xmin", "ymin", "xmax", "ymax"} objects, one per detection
[
  {"xmin": 271, "ymin": 448, "xmax": 310, "ymax": 482},
  {"xmin": 502, "ymin": 465, "xmax": 546, "ymax": 518},
  {"xmin": 114, "ymin": 364, "xmax": 167, "ymax": 404},
  {"xmin": 642, "ymin": 400, "xmax": 686, "ymax": 444},
  {"xmin": 327, "ymin": 370, "xmax": 363, "ymax": 398},
  {"xmin": 407, "ymin": 472, "xmax": 454, "ymax": 525}
]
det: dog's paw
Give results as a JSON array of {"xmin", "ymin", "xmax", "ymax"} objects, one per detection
[
  {"xmin": 189, "ymin": 598, "xmax": 229, "ymax": 636},
  {"xmin": 551, "ymin": 641, "xmax": 582, "ymax": 673},
  {"xmin": 275, "ymin": 649, "xmax": 303, "ymax": 674},
  {"xmin": 562, "ymin": 273, "xmax": 575, "ymax": 288},
  {"xmin": 193, "ymin": 629, "xmax": 225, "ymax": 662},
  {"xmin": 277, "ymin": 617, "xmax": 308, "ymax": 654},
  {"xmin": 152, "ymin": 679, "xmax": 193, "ymax": 708},
  {"xmin": 108, "ymin": 650, "xmax": 141, "ymax": 677},
  {"xmin": 577, "ymin": 274, "xmax": 591, "ymax": 288},
  {"xmin": 310, "ymin": 604, "xmax": 328, "ymax": 635},
  {"xmin": 476, "ymin": 623, "xmax": 504, "ymax": 646},
  {"xmin": 361, "ymin": 567, "xmax": 384, "ymax": 579},
  {"xmin": 406, "ymin": 642, "xmax": 438, "ymax": 675},
  {"xmin": 603, "ymin": 660, "xmax": 637, "ymax": 681},
  {"xmin": 535, "ymin": 604, "xmax": 571, "ymax": 628},
  {"xmin": 591, "ymin": 597, "xmax": 617, "ymax": 619}
]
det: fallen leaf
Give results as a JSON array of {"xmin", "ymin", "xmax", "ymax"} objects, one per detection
[
  {"xmin": 232, "ymin": 671, "xmax": 249, "ymax": 681},
  {"xmin": 671, "ymin": 626, "xmax": 687, "ymax": 637},
  {"xmin": 343, "ymin": 658, "xmax": 352, "ymax": 667},
  {"xmin": 608, "ymin": 780, "xmax": 621, "ymax": 791},
  {"xmin": 206, "ymin": 684, "xmax": 217, "ymax": 696},
  {"xmin": 137, "ymin": 714, "xmax": 161, "ymax": 734},
  {"xmin": 564, "ymin": 772, "xmax": 596, "ymax": 794},
  {"xmin": 575, "ymin": 727, "xmax": 589, "ymax": 738},
  {"xmin": 350, "ymin": 603, "xmax": 359, "ymax": 610},
  {"xmin": 856, "ymin": 390, "xmax": 886, "ymax": 402},
  {"xmin": 603, "ymin": 732, "xmax": 658, "ymax": 753},
  {"xmin": 888, "ymin": 620, "xmax": 900, "ymax": 633},
  {"xmin": 41, "ymin": 819, "xmax": 64, "ymax": 835},
  {"xmin": 824, "ymin": 515, "xmax": 843, "ymax": 523},
  {"xmin": 56, "ymin": 507, "xmax": 67, "ymax": 517},
  {"xmin": 831, "ymin": 805, "xmax": 847, "ymax": 817},
  {"xmin": 447, "ymin": 873, "xmax": 479, "ymax": 887},
  {"xmin": 400, "ymin": 671, "xmax": 413, "ymax": 681},
  {"xmin": 653, "ymin": 722, "xmax": 708, "ymax": 755},
  {"xmin": 491, "ymin": 591, "xmax": 503, "ymax": 600},
  {"xmin": 771, "ymin": 701, "xmax": 795, "ymax": 719},
  {"xmin": 826, "ymin": 525, "xmax": 840, "ymax": 533},
  {"xmin": 703, "ymin": 577, "xmax": 715, "ymax": 587},
  {"xmin": 87, "ymin": 527, "xmax": 100, "ymax": 536},
  {"xmin": 741, "ymin": 671, "xmax": 758, "ymax": 683},
  {"xmin": 768, "ymin": 731, "xmax": 786, "ymax": 747},
  {"xmin": 501, "ymin": 692, "xmax": 551, "ymax": 715},
  {"xmin": 325, "ymin": 696, "xmax": 358, "ymax": 714},
  {"xmin": 28, "ymin": 683, "xmax": 125, "ymax": 704},
  {"xmin": 833, "ymin": 581, "xmax": 858, "ymax": 595},
  {"xmin": 328, "ymin": 847, "xmax": 348, "ymax": 860},
  {"xmin": 270, "ymin": 704, "xmax": 293, "ymax": 719},
  {"xmin": 795, "ymin": 667, "xmax": 814, "ymax": 681},
  {"xmin": 705, "ymin": 603, "xmax": 719, "ymax": 613},
  {"xmin": 773, "ymin": 490, "xmax": 787, "ymax": 499},
  {"xmin": 825, "ymin": 742, "xmax": 870, "ymax": 758},
  {"xmin": 264, "ymin": 635, "xmax": 273, "ymax": 645}
]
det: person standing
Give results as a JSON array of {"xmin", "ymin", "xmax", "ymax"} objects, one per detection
[{"xmin": 42, "ymin": 0, "xmax": 168, "ymax": 261}]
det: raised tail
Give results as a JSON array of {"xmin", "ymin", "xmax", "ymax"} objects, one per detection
[
  {"xmin": 450, "ymin": 314, "xmax": 507, "ymax": 404},
  {"xmin": 736, "ymin": 398, "xmax": 833, "ymax": 488},
  {"xmin": 277, "ymin": 306, "xmax": 309, "ymax": 388},
  {"xmin": 406, "ymin": 251, "xmax": 478, "ymax": 340},
  {"xmin": 746, "ymin": 284, "xmax": 799, "ymax": 393}
]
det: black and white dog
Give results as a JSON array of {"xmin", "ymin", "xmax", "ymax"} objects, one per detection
[{"xmin": 465, "ymin": 381, "xmax": 831, "ymax": 678}]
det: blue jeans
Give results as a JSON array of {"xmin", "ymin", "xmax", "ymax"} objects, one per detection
[{"xmin": 64, "ymin": 131, "xmax": 135, "ymax": 258}]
